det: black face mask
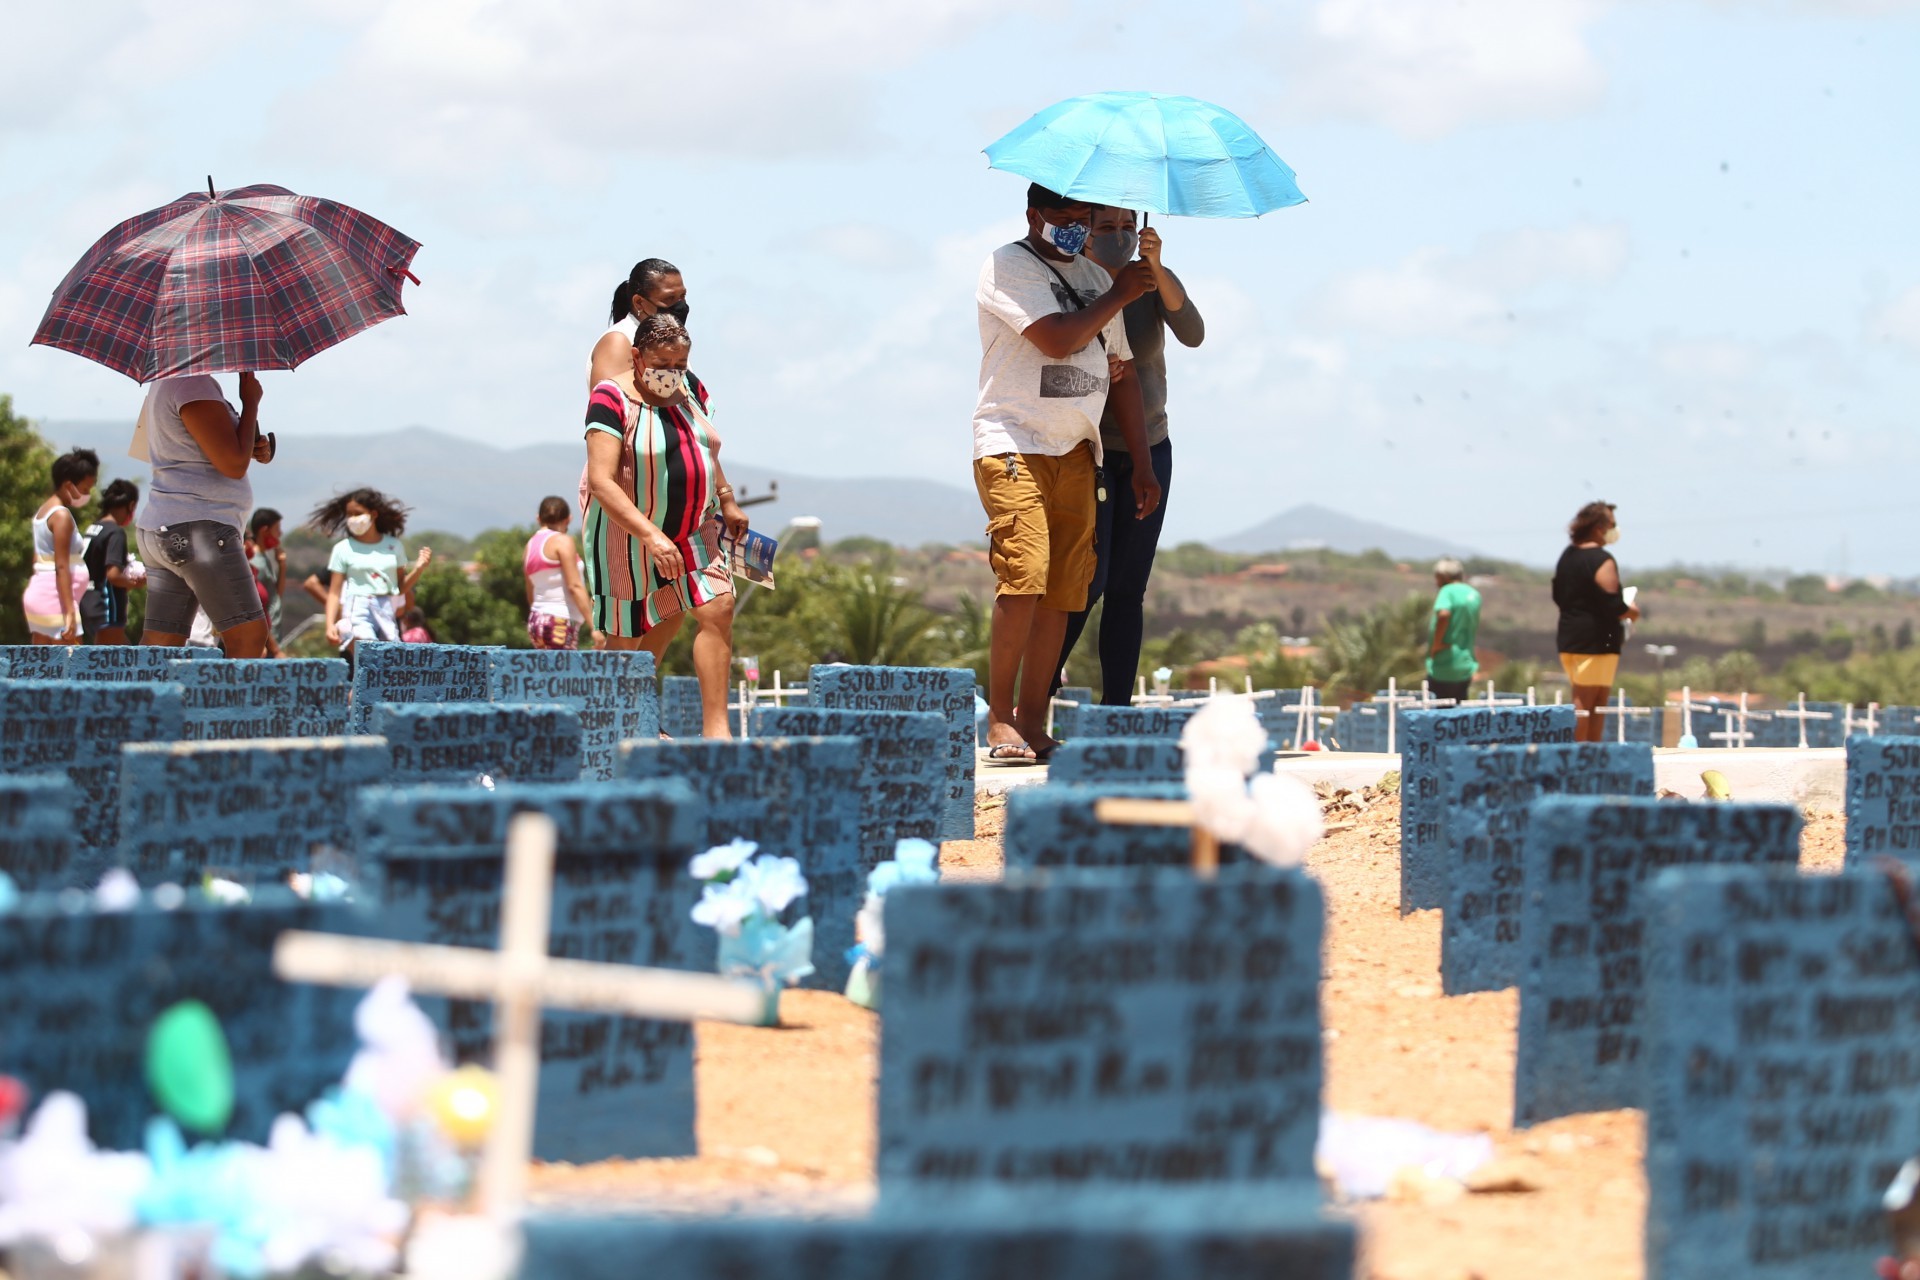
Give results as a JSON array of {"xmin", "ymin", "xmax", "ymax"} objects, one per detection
[{"xmin": 658, "ymin": 299, "xmax": 690, "ymax": 326}]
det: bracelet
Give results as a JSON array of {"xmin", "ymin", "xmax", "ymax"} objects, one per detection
[{"xmin": 717, "ymin": 485, "xmax": 735, "ymax": 498}]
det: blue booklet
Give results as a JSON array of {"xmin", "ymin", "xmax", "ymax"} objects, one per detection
[{"xmin": 721, "ymin": 528, "xmax": 778, "ymax": 589}]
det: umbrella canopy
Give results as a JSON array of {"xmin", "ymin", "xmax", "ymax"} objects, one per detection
[
  {"xmin": 31, "ymin": 183, "xmax": 421, "ymax": 383},
  {"xmin": 985, "ymin": 92, "xmax": 1304, "ymax": 219}
]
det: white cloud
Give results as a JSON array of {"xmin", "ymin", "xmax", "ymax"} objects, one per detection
[
  {"xmin": 1873, "ymin": 285, "xmax": 1920, "ymax": 354},
  {"xmin": 274, "ymin": 0, "xmax": 1020, "ymax": 186},
  {"xmin": 1310, "ymin": 223, "xmax": 1629, "ymax": 341},
  {"xmin": 1271, "ymin": 0, "xmax": 1611, "ymax": 139}
]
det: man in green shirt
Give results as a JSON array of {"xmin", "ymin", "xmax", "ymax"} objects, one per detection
[{"xmin": 1426, "ymin": 558, "xmax": 1481, "ymax": 702}]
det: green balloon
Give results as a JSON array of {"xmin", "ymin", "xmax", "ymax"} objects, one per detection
[{"xmin": 145, "ymin": 1000, "xmax": 234, "ymax": 1134}]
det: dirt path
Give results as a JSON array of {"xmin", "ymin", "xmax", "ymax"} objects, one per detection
[{"xmin": 529, "ymin": 790, "xmax": 1847, "ymax": 1279}]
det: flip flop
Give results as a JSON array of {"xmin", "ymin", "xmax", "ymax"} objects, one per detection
[
  {"xmin": 1031, "ymin": 743, "xmax": 1059, "ymax": 765},
  {"xmin": 983, "ymin": 742, "xmax": 1039, "ymax": 767}
]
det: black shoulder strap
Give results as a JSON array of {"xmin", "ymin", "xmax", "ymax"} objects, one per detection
[{"xmin": 1014, "ymin": 241, "xmax": 1104, "ymax": 351}]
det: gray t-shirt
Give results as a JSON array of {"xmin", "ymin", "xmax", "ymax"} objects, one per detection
[
  {"xmin": 135, "ymin": 375, "xmax": 253, "ymax": 534},
  {"xmin": 1098, "ymin": 277, "xmax": 1204, "ymax": 453}
]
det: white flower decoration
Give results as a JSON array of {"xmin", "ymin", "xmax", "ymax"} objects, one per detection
[
  {"xmin": 690, "ymin": 879, "xmax": 757, "ymax": 937},
  {"xmin": 736, "ymin": 855, "xmax": 808, "ymax": 916},
  {"xmin": 690, "ymin": 838, "xmax": 759, "ymax": 882}
]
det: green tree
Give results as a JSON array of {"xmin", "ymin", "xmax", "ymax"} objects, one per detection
[
  {"xmin": 0, "ymin": 397, "xmax": 56, "ymax": 645},
  {"xmin": 1319, "ymin": 593, "xmax": 1429, "ymax": 702},
  {"xmin": 821, "ymin": 569, "xmax": 943, "ymax": 666}
]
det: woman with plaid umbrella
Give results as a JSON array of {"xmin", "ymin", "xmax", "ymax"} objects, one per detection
[{"xmin": 131, "ymin": 372, "xmax": 275, "ymax": 656}]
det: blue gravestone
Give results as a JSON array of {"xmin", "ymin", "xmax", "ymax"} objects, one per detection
[
  {"xmin": 520, "ymin": 1191, "xmax": 1354, "ymax": 1280},
  {"xmin": 1053, "ymin": 703, "xmax": 1197, "ymax": 742},
  {"xmin": 489, "ymin": 649, "xmax": 659, "ymax": 782},
  {"xmin": 0, "ymin": 893, "xmax": 364, "ymax": 1149},
  {"xmin": 171, "ymin": 658, "xmax": 350, "ymax": 741},
  {"xmin": 1880, "ymin": 706, "xmax": 1920, "ymax": 738},
  {"xmin": 752, "ymin": 708, "xmax": 944, "ymax": 883},
  {"xmin": 620, "ymin": 737, "xmax": 864, "ymax": 990},
  {"xmin": 1439, "ymin": 743, "xmax": 1655, "ymax": 995},
  {"xmin": 0, "ymin": 776, "xmax": 79, "ymax": 889},
  {"xmin": 808, "ymin": 665, "xmax": 976, "ymax": 841},
  {"xmin": 1002, "ymin": 784, "xmax": 1250, "ymax": 873},
  {"xmin": 64, "ymin": 646, "xmax": 209, "ymax": 681},
  {"xmin": 354, "ymin": 781, "xmax": 704, "ymax": 1161},
  {"xmin": 1057, "ymin": 685, "xmax": 1094, "ymax": 707},
  {"xmin": 1254, "ymin": 690, "xmax": 1313, "ymax": 750},
  {"xmin": 1644, "ymin": 867, "xmax": 1920, "ymax": 1278},
  {"xmin": 1844, "ymin": 736, "xmax": 1920, "ymax": 867},
  {"xmin": 0, "ymin": 647, "xmax": 70, "ymax": 680},
  {"xmin": 347, "ymin": 641, "xmax": 495, "ymax": 731},
  {"xmin": 1046, "ymin": 737, "xmax": 1281, "ymax": 786},
  {"xmin": 1751, "ymin": 700, "xmax": 1846, "ymax": 748},
  {"xmin": 1399, "ymin": 706, "xmax": 1576, "ymax": 913},
  {"xmin": 659, "ymin": 675, "xmax": 704, "ymax": 739},
  {"xmin": 373, "ymin": 702, "xmax": 582, "ymax": 784},
  {"xmin": 115, "ymin": 738, "xmax": 393, "ymax": 887},
  {"xmin": 878, "ymin": 868, "xmax": 1323, "ymax": 1191},
  {"xmin": 1327, "ymin": 702, "xmax": 1389, "ymax": 753},
  {"xmin": 1513, "ymin": 797, "xmax": 1803, "ymax": 1125},
  {"xmin": 0, "ymin": 680, "xmax": 183, "ymax": 854}
]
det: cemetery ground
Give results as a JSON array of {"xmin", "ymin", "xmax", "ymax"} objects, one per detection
[{"xmin": 523, "ymin": 788, "xmax": 1850, "ymax": 1280}]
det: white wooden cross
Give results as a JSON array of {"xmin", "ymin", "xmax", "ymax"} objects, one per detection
[
  {"xmin": 1706, "ymin": 692, "xmax": 1757, "ymax": 749},
  {"xmin": 1595, "ymin": 689, "xmax": 1656, "ymax": 744},
  {"xmin": 1771, "ymin": 692, "xmax": 1834, "ymax": 749},
  {"xmin": 272, "ymin": 812, "xmax": 765, "ymax": 1222},
  {"xmin": 1848, "ymin": 702, "xmax": 1881, "ymax": 738},
  {"xmin": 1376, "ymin": 676, "xmax": 1429, "ymax": 755}
]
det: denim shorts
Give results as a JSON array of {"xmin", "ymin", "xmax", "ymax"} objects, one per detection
[{"xmin": 135, "ymin": 521, "xmax": 266, "ymax": 636}]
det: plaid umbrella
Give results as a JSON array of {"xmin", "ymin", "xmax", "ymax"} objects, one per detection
[{"xmin": 31, "ymin": 182, "xmax": 421, "ymax": 382}]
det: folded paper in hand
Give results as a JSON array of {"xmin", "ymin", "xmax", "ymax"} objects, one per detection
[{"xmin": 722, "ymin": 528, "xmax": 778, "ymax": 589}]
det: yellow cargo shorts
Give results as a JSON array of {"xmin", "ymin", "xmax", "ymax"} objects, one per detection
[{"xmin": 973, "ymin": 443, "xmax": 1098, "ymax": 612}]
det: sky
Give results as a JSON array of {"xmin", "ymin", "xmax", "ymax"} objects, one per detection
[{"xmin": 3, "ymin": 0, "xmax": 1919, "ymax": 573}]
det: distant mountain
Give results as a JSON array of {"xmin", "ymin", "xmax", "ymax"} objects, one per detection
[
  {"xmin": 1213, "ymin": 503, "xmax": 1479, "ymax": 561},
  {"xmin": 37, "ymin": 422, "xmax": 990, "ymax": 546}
]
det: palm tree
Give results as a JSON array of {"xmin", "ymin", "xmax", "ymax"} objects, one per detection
[
  {"xmin": 825, "ymin": 572, "xmax": 944, "ymax": 667},
  {"xmin": 1319, "ymin": 593, "xmax": 1429, "ymax": 703}
]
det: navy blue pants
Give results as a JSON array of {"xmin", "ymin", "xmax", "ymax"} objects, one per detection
[{"xmin": 1056, "ymin": 438, "xmax": 1173, "ymax": 706}]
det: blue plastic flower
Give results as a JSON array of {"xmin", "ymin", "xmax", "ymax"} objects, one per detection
[
  {"xmin": 719, "ymin": 914, "xmax": 816, "ymax": 990},
  {"xmin": 0, "ymin": 870, "xmax": 18, "ymax": 915}
]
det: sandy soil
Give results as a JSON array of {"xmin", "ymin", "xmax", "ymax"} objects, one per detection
[{"xmin": 528, "ymin": 789, "xmax": 1848, "ymax": 1279}]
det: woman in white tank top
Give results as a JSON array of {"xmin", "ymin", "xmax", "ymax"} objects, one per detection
[
  {"xmin": 524, "ymin": 496, "xmax": 594, "ymax": 650},
  {"xmin": 21, "ymin": 449, "xmax": 98, "ymax": 642}
]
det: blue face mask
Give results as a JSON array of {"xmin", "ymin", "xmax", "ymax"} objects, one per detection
[{"xmin": 1040, "ymin": 217, "xmax": 1090, "ymax": 256}]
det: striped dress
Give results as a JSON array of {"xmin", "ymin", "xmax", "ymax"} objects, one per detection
[{"xmin": 581, "ymin": 377, "xmax": 732, "ymax": 637}]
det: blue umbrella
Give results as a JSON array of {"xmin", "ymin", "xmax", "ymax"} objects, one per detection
[{"xmin": 984, "ymin": 91, "xmax": 1304, "ymax": 219}]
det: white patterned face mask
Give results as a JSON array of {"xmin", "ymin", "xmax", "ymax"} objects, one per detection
[
  {"xmin": 640, "ymin": 367, "xmax": 684, "ymax": 400},
  {"xmin": 346, "ymin": 514, "xmax": 374, "ymax": 536}
]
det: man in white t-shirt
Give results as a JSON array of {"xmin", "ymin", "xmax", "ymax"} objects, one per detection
[{"xmin": 973, "ymin": 183, "xmax": 1162, "ymax": 763}]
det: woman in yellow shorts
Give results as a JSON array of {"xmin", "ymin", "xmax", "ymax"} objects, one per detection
[{"xmin": 1552, "ymin": 501, "xmax": 1640, "ymax": 743}]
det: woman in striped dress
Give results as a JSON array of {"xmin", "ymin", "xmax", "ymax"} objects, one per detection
[{"xmin": 582, "ymin": 314, "xmax": 747, "ymax": 738}]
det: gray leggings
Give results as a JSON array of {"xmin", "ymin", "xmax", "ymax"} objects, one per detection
[{"xmin": 135, "ymin": 521, "xmax": 265, "ymax": 636}]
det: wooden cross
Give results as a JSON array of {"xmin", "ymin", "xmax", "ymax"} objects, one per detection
[
  {"xmin": 1848, "ymin": 702, "xmax": 1881, "ymax": 737},
  {"xmin": 272, "ymin": 812, "xmax": 765, "ymax": 1222},
  {"xmin": 1771, "ymin": 692, "xmax": 1833, "ymax": 749},
  {"xmin": 1704, "ymin": 693, "xmax": 1757, "ymax": 749},
  {"xmin": 1594, "ymin": 690, "xmax": 1655, "ymax": 744},
  {"xmin": 1094, "ymin": 796, "xmax": 1220, "ymax": 877}
]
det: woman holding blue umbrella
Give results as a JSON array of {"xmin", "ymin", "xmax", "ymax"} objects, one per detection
[{"xmin": 1054, "ymin": 206, "xmax": 1204, "ymax": 704}]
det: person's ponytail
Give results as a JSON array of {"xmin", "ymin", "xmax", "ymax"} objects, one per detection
[{"xmin": 609, "ymin": 280, "xmax": 632, "ymax": 324}]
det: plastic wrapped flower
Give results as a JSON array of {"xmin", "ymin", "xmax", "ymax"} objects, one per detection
[
  {"xmin": 690, "ymin": 878, "xmax": 759, "ymax": 938},
  {"xmin": 846, "ymin": 838, "xmax": 942, "ymax": 1009},
  {"xmin": 690, "ymin": 839, "xmax": 758, "ymax": 883},
  {"xmin": 689, "ymin": 852, "xmax": 814, "ymax": 1004},
  {"xmin": 735, "ymin": 855, "xmax": 807, "ymax": 916}
]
